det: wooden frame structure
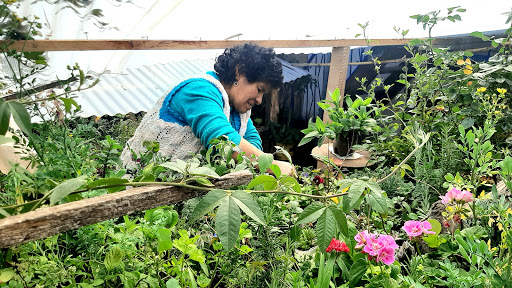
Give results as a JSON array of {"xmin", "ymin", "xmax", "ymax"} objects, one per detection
[{"xmin": 3, "ymin": 37, "xmax": 475, "ymax": 247}]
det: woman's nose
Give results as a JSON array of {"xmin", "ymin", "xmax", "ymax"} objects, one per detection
[{"xmin": 255, "ymin": 94, "xmax": 263, "ymax": 105}]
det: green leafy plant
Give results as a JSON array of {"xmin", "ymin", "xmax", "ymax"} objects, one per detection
[{"xmin": 299, "ymin": 88, "xmax": 381, "ymax": 148}]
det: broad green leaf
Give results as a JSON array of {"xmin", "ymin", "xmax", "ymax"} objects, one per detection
[
  {"xmin": 87, "ymin": 177, "xmax": 129, "ymax": 189},
  {"xmin": 298, "ymin": 136, "xmax": 314, "ymax": 147},
  {"xmin": 315, "ymin": 116, "xmax": 325, "ymax": 132},
  {"xmin": 470, "ymin": 32, "xmax": 485, "ymax": 39},
  {"xmin": 270, "ymin": 164, "xmax": 281, "ymax": 178},
  {"xmin": 189, "ymin": 167, "xmax": 220, "ymax": 178},
  {"xmin": 426, "ymin": 219, "xmax": 442, "ymax": 234},
  {"xmin": 188, "ymin": 248, "xmax": 206, "ymax": 263},
  {"xmin": 458, "ymin": 124, "xmax": 465, "ymax": 138},
  {"xmin": 104, "ymin": 246, "xmax": 124, "ymax": 271},
  {"xmin": 317, "ymin": 102, "xmax": 331, "ymax": 110},
  {"xmin": 347, "ymin": 180, "xmax": 366, "ymax": 208},
  {"xmin": 0, "ymin": 208, "xmax": 10, "ymax": 218},
  {"xmin": 461, "ymin": 117, "xmax": 475, "ymax": 129},
  {"xmin": 477, "ymin": 240, "xmax": 488, "ymax": 255},
  {"xmin": 166, "ymin": 278, "xmax": 181, "ymax": 288},
  {"xmin": 423, "ymin": 234, "xmax": 442, "ymax": 248},
  {"xmin": 455, "ymin": 234, "xmax": 471, "ymax": 252},
  {"xmin": 189, "ymin": 190, "xmax": 227, "ymax": 223},
  {"xmin": 49, "ymin": 176, "xmax": 87, "ymax": 206},
  {"xmin": 231, "ymin": 191, "xmax": 266, "ymax": 225},
  {"xmin": 500, "ymin": 156, "xmax": 512, "ymax": 174},
  {"xmin": 61, "ymin": 97, "xmax": 79, "ymax": 113},
  {"xmin": 316, "ymin": 207, "xmax": 337, "ymax": 251},
  {"xmin": 349, "ymin": 259, "xmax": 368, "ymax": 287},
  {"xmin": 0, "ymin": 268, "xmax": 15, "ymax": 283},
  {"xmin": 195, "ymin": 177, "xmax": 215, "ymax": 187},
  {"xmin": 296, "ymin": 202, "xmax": 326, "ymax": 225},
  {"xmin": 275, "ymin": 146, "xmax": 293, "ymax": 163},
  {"xmin": 8, "ymin": 102, "xmax": 32, "ymax": 135},
  {"xmin": 160, "ymin": 161, "xmax": 186, "ymax": 174},
  {"xmin": 0, "ymin": 135, "xmax": 14, "ymax": 145},
  {"xmin": 459, "ymin": 245, "xmax": 470, "ymax": 262},
  {"xmin": 187, "ymin": 267, "xmax": 198, "ymax": 288},
  {"xmin": 337, "ymin": 254, "xmax": 350, "ymax": 281},
  {"xmin": 247, "ymin": 175, "xmax": 278, "ymax": 190},
  {"xmin": 257, "ymin": 153, "xmax": 274, "ymax": 174},
  {"xmin": 331, "ymin": 88, "xmax": 340, "ymax": 103},
  {"xmin": 0, "ymin": 99, "xmax": 11, "ymax": 135},
  {"xmin": 289, "ymin": 225, "xmax": 301, "ymax": 242},
  {"xmin": 156, "ymin": 228, "xmax": 173, "ymax": 253},
  {"xmin": 367, "ymin": 190, "xmax": 388, "ymax": 215},
  {"xmin": 216, "ymin": 196, "xmax": 241, "ymax": 251},
  {"xmin": 279, "ymin": 175, "xmax": 301, "ymax": 193},
  {"xmin": 329, "ymin": 206, "xmax": 348, "ymax": 238},
  {"xmin": 365, "ymin": 181, "xmax": 384, "ymax": 194}
]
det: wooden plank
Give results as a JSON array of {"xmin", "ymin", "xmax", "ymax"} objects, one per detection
[
  {"xmin": 0, "ymin": 170, "xmax": 253, "ymax": 248},
  {"xmin": 0, "ymin": 39, "xmax": 415, "ymax": 52}
]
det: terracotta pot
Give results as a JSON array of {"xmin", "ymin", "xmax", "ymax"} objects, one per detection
[{"xmin": 334, "ymin": 130, "xmax": 359, "ymax": 157}]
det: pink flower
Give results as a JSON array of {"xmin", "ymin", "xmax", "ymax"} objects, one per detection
[
  {"xmin": 325, "ymin": 238, "xmax": 350, "ymax": 253},
  {"xmin": 402, "ymin": 220, "xmax": 435, "ymax": 240},
  {"xmin": 376, "ymin": 246, "xmax": 396, "ymax": 265},
  {"xmin": 354, "ymin": 230, "xmax": 372, "ymax": 249},
  {"xmin": 420, "ymin": 221, "xmax": 436, "ymax": 235},
  {"xmin": 355, "ymin": 231, "xmax": 398, "ymax": 266},
  {"xmin": 440, "ymin": 187, "xmax": 473, "ymax": 204}
]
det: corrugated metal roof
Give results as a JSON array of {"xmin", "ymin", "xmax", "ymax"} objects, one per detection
[{"xmin": 75, "ymin": 58, "xmax": 311, "ymax": 117}]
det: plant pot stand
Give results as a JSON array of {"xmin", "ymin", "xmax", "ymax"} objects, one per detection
[{"xmin": 311, "ymin": 143, "xmax": 373, "ymax": 170}]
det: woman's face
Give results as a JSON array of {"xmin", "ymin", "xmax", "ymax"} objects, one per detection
[{"xmin": 228, "ymin": 75, "xmax": 271, "ymax": 113}]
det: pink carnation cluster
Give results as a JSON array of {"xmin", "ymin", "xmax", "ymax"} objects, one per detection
[
  {"xmin": 402, "ymin": 220, "xmax": 435, "ymax": 241},
  {"xmin": 440, "ymin": 187, "xmax": 473, "ymax": 204},
  {"xmin": 354, "ymin": 231, "xmax": 398, "ymax": 265},
  {"xmin": 325, "ymin": 238, "xmax": 350, "ymax": 253}
]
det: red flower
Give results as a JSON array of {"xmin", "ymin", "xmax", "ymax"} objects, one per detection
[
  {"xmin": 325, "ymin": 238, "xmax": 350, "ymax": 253},
  {"xmin": 313, "ymin": 175, "xmax": 324, "ymax": 185}
]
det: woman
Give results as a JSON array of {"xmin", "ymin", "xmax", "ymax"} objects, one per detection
[{"xmin": 121, "ymin": 43, "xmax": 295, "ymax": 176}]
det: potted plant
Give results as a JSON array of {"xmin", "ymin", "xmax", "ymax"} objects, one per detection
[{"xmin": 299, "ymin": 88, "xmax": 381, "ymax": 156}]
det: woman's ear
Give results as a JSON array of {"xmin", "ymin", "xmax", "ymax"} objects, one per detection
[{"xmin": 234, "ymin": 65, "xmax": 240, "ymax": 80}]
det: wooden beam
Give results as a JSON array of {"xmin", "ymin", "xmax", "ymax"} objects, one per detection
[
  {"xmin": 0, "ymin": 39, "xmax": 415, "ymax": 52},
  {"xmin": 0, "ymin": 170, "xmax": 253, "ymax": 248}
]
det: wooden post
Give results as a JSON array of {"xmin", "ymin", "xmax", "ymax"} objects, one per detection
[
  {"xmin": 0, "ymin": 170, "xmax": 253, "ymax": 248},
  {"xmin": 316, "ymin": 46, "xmax": 350, "ymax": 169},
  {"xmin": 323, "ymin": 46, "xmax": 350, "ymax": 123},
  {"xmin": 269, "ymin": 89, "xmax": 280, "ymax": 123}
]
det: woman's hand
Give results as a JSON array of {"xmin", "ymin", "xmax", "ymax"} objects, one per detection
[{"xmin": 272, "ymin": 160, "xmax": 297, "ymax": 177}]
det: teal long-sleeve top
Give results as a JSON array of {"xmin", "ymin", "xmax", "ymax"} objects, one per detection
[{"xmin": 159, "ymin": 71, "xmax": 262, "ymax": 150}]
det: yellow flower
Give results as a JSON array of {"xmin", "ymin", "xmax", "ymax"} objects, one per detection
[
  {"xmin": 477, "ymin": 87, "xmax": 487, "ymax": 93},
  {"xmin": 465, "ymin": 58, "xmax": 471, "ymax": 64},
  {"xmin": 463, "ymin": 65, "xmax": 473, "ymax": 75},
  {"xmin": 95, "ymin": 116, "xmax": 101, "ymax": 123},
  {"xmin": 506, "ymin": 208, "xmax": 512, "ymax": 215},
  {"xmin": 497, "ymin": 88, "xmax": 507, "ymax": 94},
  {"xmin": 487, "ymin": 239, "xmax": 497, "ymax": 252},
  {"xmin": 456, "ymin": 59, "xmax": 465, "ymax": 65}
]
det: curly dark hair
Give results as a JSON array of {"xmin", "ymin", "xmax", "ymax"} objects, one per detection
[{"xmin": 214, "ymin": 43, "xmax": 283, "ymax": 89}]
